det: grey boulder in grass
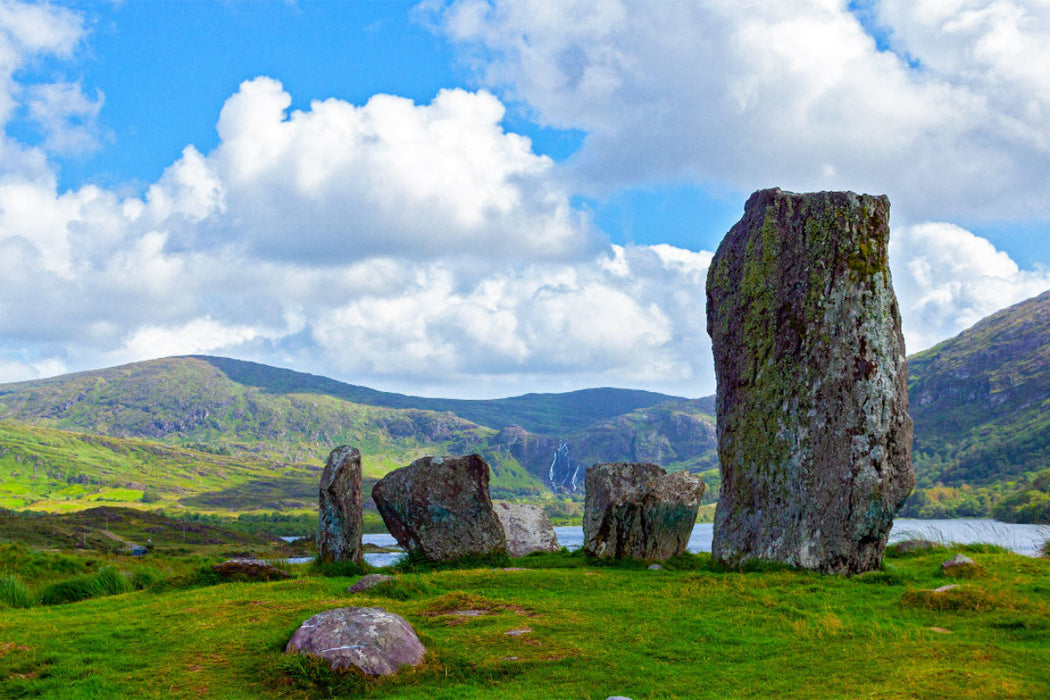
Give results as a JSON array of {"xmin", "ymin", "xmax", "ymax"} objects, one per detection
[
  {"xmin": 583, "ymin": 462, "xmax": 706, "ymax": 561},
  {"xmin": 706, "ymin": 188, "xmax": 913, "ymax": 574},
  {"xmin": 285, "ymin": 607, "xmax": 425, "ymax": 676},
  {"xmin": 372, "ymin": 454, "xmax": 507, "ymax": 561},
  {"xmin": 317, "ymin": 445, "xmax": 363, "ymax": 564}
]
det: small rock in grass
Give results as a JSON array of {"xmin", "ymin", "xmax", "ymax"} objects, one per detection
[
  {"xmin": 505, "ymin": 627, "xmax": 532, "ymax": 636},
  {"xmin": 941, "ymin": 553, "xmax": 976, "ymax": 574},
  {"xmin": 212, "ymin": 559, "xmax": 290, "ymax": 582},
  {"xmin": 933, "ymin": 584, "xmax": 959, "ymax": 594},
  {"xmin": 347, "ymin": 574, "xmax": 395, "ymax": 593},
  {"xmin": 286, "ymin": 607, "xmax": 425, "ymax": 677},
  {"xmin": 929, "ymin": 627, "xmax": 952, "ymax": 634},
  {"xmin": 648, "ymin": 564, "xmax": 664, "ymax": 571}
]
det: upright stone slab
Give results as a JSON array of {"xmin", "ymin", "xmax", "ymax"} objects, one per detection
[
  {"xmin": 317, "ymin": 445, "xmax": 363, "ymax": 564},
  {"xmin": 584, "ymin": 463, "xmax": 706, "ymax": 561},
  {"xmin": 371, "ymin": 454, "xmax": 507, "ymax": 561},
  {"xmin": 706, "ymin": 188, "xmax": 914, "ymax": 574},
  {"xmin": 494, "ymin": 501, "xmax": 560, "ymax": 557}
]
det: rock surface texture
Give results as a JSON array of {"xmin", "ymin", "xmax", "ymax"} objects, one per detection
[
  {"xmin": 583, "ymin": 463, "xmax": 706, "ymax": 560},
  {"xmin": 494, "ymin": 501, "xmax": 560, "ymax": 557},
  {"xmin": 371, "ymin": 454, "xmax": 507, "ymax": 561},
  {"xmin": 285, "ymin": 607, "xmax": 426, "ymax": 676},
  {"xmin": 317, "ymin": 445, "xmax": 364, "ymax": 564},
  {"xmin": 706, "ymin": 188, "xmax": 914, "ymax": 574}
]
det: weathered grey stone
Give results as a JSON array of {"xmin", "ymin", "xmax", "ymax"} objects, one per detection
[
  {"xmin": 584, "ymin": 463, "xmax": 706, "ymax": 560},
  {"xmin": 707, "ymin": 188, "xmax": 914, "ymax": 575},
  {"xmin": 285, "ymin": 607, "xmax": 425, "ymax": 676},
  {"xmin": 212, "ymin": 558, "xmax": 290, "ymax": 582},
  {"xmin": 317, "ymin": 446, "xmax": 363, "ymax": 564},
  {"xmin": 347, "ymin": 574, "xmax": 395, "ymax": 594},
  {"xmin": 371, "ymin": 454, "xmax": 507, "ymax": 561},
  {"xmin": 941, "ymin": 553, "xmax": 976, "ymax": 574},
  {"xmin": 494, "ymin": 501, "xmax": 560, "ymax": 557}
]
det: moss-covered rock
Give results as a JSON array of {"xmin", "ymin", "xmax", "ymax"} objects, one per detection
[{"xmin": 706, "ymin": 188, "xmax": 913, "ymax": 574}]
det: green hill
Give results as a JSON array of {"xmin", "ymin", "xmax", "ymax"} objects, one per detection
[
  {"xmin": 0, "ymin": 357, "xmax": 718, "ymax": 511},
  {"xmin": 903, "ymin": 289, "xmax": 1050, "ymax": 519}
]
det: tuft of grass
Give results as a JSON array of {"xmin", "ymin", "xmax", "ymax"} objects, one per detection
[
  {"xmin": 370, "ymin": 578, "xmax": 437, "ymax": 602},
  {"xmin": 392, "ymin": 549, "xmax": 511, "ymax": 573},
  {"xmin": 309, "ymin": 559, "xmax": 371, "ymax": 578},
  {"xmin": 900, "ymin": 585, "xmax": 1025, "ymax": 613},
  {"xmin": 854, "ymin": 566, "xmax": 912, "ymax": 585},
  {"xmin": 0, "ymin": 574, "xmax": 35, "ymax": 608},
  {"xmin": 92, "ymin": 565, "xmax": 133, "ymax": 596}
]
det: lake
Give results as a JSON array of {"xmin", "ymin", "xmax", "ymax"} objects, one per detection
[
  {"xmin": 336, "ymin": 519, "xmax": 1049, "ymax": 567},
  {"xmin": 554, "ymin": 519, "xmax": 1050, "ymax": 557}
]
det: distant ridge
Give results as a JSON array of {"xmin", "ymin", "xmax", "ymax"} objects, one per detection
[{"xmin": 188, "ymin": 355, "xmax": 686, "ymax": 434}]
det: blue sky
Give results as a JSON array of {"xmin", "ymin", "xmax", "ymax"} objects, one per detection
[{"xmin": 1, "ymin": 1, "xmax": 1049, "ymax": 398}]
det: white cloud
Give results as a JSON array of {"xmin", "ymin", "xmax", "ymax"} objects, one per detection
[
  {"xmin": 158, "ymin": 77, "xmax": 602, "ymax": 264},
  {"xmin": 24, "ymin": 80, "xmax": 104, "ymax": 154},
  {"xmin": 890, "ymin": 221, "xmax": 1050, "ymax": 350},
  {"xmin": 433, "ymin": 0, "xmax": 1050, "ymax": 221}
]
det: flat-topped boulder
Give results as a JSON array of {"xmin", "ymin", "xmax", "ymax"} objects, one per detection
[
  {"xmin": 706, "ymin": 188, "xmax": 914, "ymax": 574},
  {"xmin": 494, "ymin": 501, "xmax": 560, "ymax": 557},
  {"xmin": 286, "ymin": 607, "xmax": 425, "ymax": 676},
  {"xmin": 371, "ymin": 454, "xmax": 507, "ymax": 561},
  {"xmin": 317, "ymin": 445, "xmax": 363, "ymax": 564},
  {"xmin": 584, "ymin": 462, "xmax": 706, "ymax": 560}
]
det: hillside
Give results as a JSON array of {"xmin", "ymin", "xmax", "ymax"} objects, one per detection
[
  {"xmin": 903, "ymin": 289, "xmax": 1050, "ymax": 518},
  {"xmin": 0, "ymin": 357, "xmax": 719, "ymax": 508}
]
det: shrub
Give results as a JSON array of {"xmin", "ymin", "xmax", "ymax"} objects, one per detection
[
  {"xmin": 39, "ymin": 575, "xmax": 98, "ymax": 605},
  {"xmin": 0, "ymin": 574, "xmax": 35, "ymax": 608}
]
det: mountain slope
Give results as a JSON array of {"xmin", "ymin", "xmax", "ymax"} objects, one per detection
[
  {"xmin": 903, "ymin": 289, "xmax": 1050, "ymax": 518},
  {"xmin": 0, "ymin": 356, "xmax": 718, "ymax": 502},
  {"xmin": 190, "ymin": 355, "xmax": 684, "ymax": 434}
]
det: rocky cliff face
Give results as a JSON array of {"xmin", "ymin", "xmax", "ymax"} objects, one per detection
[{"xmin": 706, "ymin": 188, "xmax": 913, "ymax": 574}]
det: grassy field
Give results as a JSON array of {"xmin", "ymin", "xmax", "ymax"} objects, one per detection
[{"xmin": 2, "ymin": 537, "xmax": 1048, "ymax": 699}]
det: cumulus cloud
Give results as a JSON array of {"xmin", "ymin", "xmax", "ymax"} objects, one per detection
[
  {"xmin": 150, "ymin": 77, "xmax": 602, "ymax": 264},
  {"xmin": 891, "ymin": 221, "xmax": 1050, "ymax": 351},
  {"xmin": 433, "ymin": 0, "xmax": 1050, "ymax": 222}
]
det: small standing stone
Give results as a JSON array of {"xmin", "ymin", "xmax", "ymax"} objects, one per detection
[
  {"xmin": 372, "ymin": 454, "xmax": 507, "ymax": 561},
  {"xmin": 494, "ymin": 501, "xmax": 560, "ymax": 557},
  {"xmin": 584, "ymin": 463, "xmax": 706, "ymax": 561},
  {"xmin": 317, "ymin": 446, "xmax": 363, "ymax": 564},
  {"xmin": 286, "ymin": 607, "xmax": 425, "ymax": 676}
]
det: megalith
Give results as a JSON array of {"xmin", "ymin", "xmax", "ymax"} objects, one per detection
[
  {"xmin": 286, "ymin": 607, "xmax": 426, "ymax": 676},
  {"xmin": 317, "ymin": 445, "xmax": 363, "ymax": 564},
  {"xmin": 584, "ymin": 463, "xmax": 706, "ymax": 560},
  {"xmin": 371, "ymin": 454, "xmax": 507, "ymax": 561},
  {"xmin": 706, "ymin": 188, "xmax": 914, "ymax": 574},
  {"xmin": 494, "ymin": 501, "xmax": 560, "ymax": 557}
]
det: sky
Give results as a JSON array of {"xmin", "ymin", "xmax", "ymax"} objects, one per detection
[{"xmin": 1, "ymin": 0, "xmax": 1049, "ymax": 399}]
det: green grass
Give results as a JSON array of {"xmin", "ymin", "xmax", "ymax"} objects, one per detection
[{"xmin": 1, "ymin": 544, "xmax": 1048, "ymax": 698}]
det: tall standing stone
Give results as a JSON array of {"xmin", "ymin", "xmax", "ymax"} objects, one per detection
[
  {"xmin": 372, "ymin": 454, "xmax": 507, "ymax": 561},
  {"xmin": 706, "ymin": 188, "xmax": 913, "ymax": 574},
  {"xmin": 317, "ymin": 445, "xmax": 363, "ymax": 564}
]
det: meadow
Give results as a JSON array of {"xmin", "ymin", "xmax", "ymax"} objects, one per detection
[{"xmin": 2, "ymin": 529, "xmax": 1048, "ymax": 699}]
